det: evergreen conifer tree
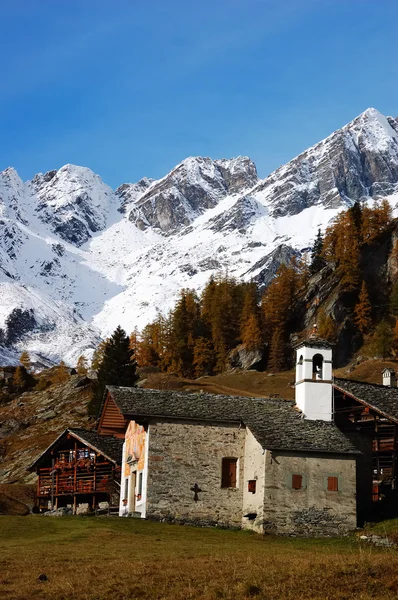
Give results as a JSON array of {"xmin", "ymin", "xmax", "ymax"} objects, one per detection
[
  {"xmin": 310, "ymin": 229, "xmax": 325, "ymax": 274},
  {"xmin": 91, "ymin": 326, "xmax": 138, "ymax": 416}
]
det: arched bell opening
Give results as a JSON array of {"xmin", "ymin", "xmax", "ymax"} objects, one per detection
[{"xmin": 312, "ymin": 353, "xmax": 323, "ymax": 380}]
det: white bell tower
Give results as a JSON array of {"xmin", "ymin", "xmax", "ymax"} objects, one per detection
[{"xmin": 294, "ymin": 328, "xmax": 333, "ymax": 421}]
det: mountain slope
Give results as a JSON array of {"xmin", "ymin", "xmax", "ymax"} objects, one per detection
[{"xmin": 0, "ymin": 108, "xmax": 398, "ymax": 364}]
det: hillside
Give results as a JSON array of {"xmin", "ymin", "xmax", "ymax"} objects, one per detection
[
  {"xmin": 0, "ymin": 372, "xmax": 93, "ymax": 486},
  {"xmin": 0, "ymin": 108, "xmax": 398, "ymax": 365}
]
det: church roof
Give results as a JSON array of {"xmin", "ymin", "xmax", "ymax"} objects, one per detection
[
  {"xmin": 106, "ymin": 386, "xmax": 358, "ymax": 455},
  {"xmin": 334, "ymin": 378, "xmax": 398, "ymax": 423},
  {"xmin": 28, "ymin": 428, "xmax": 124, "ymax": 470},
  {"xmin": 293, "ymin": 334, "xmax": 334, "ymax": 350}
]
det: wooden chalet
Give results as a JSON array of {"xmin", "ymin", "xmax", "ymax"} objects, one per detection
[
  {"xmin": 29, "ymin": 428, "xmax": 123, "ymax": 512},
  {"xmin": 334, "ymin": 377, "xmax": 398, "ymax": 520}
]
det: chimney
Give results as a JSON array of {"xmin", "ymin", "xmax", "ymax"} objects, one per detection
[{"xmin": 382, "ymin": 368, "xmax": 396, "ymax": 387}]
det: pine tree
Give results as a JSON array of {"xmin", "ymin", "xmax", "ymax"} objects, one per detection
[
  {"xmin": 91, "ymin": 326, "xmax": 138, "ymax": 416},
  {"xmin": 354, "ymin": 282, "xmax": 372, "ymax": 334},
  {"xmin": 348, "ymin": 201, "xmax": 363, "ymax": 239},
  {"xmin": 310, "ymin": 229, "xmax": 325, "ymax": 274},
  {"xmin": 76, "ymin": 355, "xmax": 88, "ymax": 376},
  {"xmin": 19, "ymin": 350, "xmax": 31, "ymax": 372}
]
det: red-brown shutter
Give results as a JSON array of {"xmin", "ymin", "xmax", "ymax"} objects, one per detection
[
  {"xmin": 221, "ymin": 458, "xmax": 237, "ymax": 488},
  {"xmin": 327, "ymin": 476, "xmax": 338, "ymax": 492},
  {"xmin": 292, "ymin": 474, "xmax": 303, "ymax": 490},
  {"xmin": 248, "ymin": 480, "xmax": 256, "ymax": 494}
]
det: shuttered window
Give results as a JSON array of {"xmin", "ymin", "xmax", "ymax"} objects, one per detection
[
  {"xmin": 248, "ymin": 480, "xmax": 256, "ymax": 494},
  {"xmin": 292, "ymin": 474, "xmax": 303, "ymax": 490},
  {"xmin": 221, "ymin": 458, "xmax": 237, "ymax": 488},
  {"xmin": 327, "ymin": 476, "xmax": 339, "ymax": 492}
]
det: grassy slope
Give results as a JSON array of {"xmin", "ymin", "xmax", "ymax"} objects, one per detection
[{"xmin": 1, "ymin": 516, "xmax": 398, "ymax": 600}]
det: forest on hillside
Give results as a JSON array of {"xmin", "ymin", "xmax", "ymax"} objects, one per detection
[{"xmin": 122, "ymin": 199, "xmax": 398, "ymax": 377}]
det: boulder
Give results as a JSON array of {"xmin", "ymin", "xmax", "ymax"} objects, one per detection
[{"xmin": 228, "ymin": 344, "xmax": 266, "ymax": 371}]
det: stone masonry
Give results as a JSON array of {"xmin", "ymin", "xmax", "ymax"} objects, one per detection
[
  {"xmin": 262, "ymin": 451, "xmax": 357, "ymax": 536},
  {"xmin": 145, "ymin": 420, "xmax": 245, "ymax": 527}
]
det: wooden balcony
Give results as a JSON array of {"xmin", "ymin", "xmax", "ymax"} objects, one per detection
[{"xmin": 37, "ymin": 459, "xmax": 117, "ymax": 498}]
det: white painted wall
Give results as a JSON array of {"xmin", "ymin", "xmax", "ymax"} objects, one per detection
[
  {"xmin": 242, "ymin": 428, "xmax": 266, "ymax": 533},
  {"xmin": 119, "ymin": 424, "xmax": 150, "ymax": 518},
  {"xmin": 295, "ymin": 343, "xmax": 333, "ymax": 421},
  {"xmin": 134, "ymin": 424, "xmax": 150, "ymax": 518},
  {"xmin": 295, "ymin": 381, "xmax": 333, "ymax": 421},
  {"xmin": 119, "ymin": 441, "xmax": 129, "ymax": 516}
]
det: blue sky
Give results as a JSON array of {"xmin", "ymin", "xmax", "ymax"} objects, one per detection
[{"xmin": 0, "ymin": 0, "xmax": 397, "ymax": 188}]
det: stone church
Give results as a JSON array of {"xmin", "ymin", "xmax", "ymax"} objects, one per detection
[
  {"xmin": 97, "ymin": 336, "xmax": 360, "ymax": 536},
  {"xmin": 32, "ymin": 333, "xmax": 398, "ymax": 535}
]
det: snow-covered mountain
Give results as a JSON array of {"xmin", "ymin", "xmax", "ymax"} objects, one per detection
[{"xmin": 1, "ymin": 107, "xmax": 398, "ymax": 365}]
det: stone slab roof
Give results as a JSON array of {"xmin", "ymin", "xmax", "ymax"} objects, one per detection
[
  {"xmin": 29, "ymin": 428, "xmax": 123, "ymax": 470},
  {"xmin": 334, "ymin": 378, "xmax": 398, "ymax": 423},
  {"xmin": 107, "ymin": 386, "xmax": 358, "ymax": 455},
  {"xmin": 68, "ymin": 428, "xmax": 124, "ymax": 464}
]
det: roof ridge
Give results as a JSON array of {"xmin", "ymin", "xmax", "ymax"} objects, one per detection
[
  {"xmin": 334, "ymin": 377, "xmax": 398, "ymax": 390},
  {"xmin": 107, "ymin": 385, "xmax": 294, "ymax": 404}
]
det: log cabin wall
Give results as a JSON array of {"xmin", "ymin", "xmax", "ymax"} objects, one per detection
[{"xmin": 97, "ymin": 393, "xmax": 127, "ymax": 437}]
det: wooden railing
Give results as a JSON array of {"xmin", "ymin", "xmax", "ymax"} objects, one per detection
[{"xmin": 37, "ymin": 461, "xmax": 117, "ymax": 497}]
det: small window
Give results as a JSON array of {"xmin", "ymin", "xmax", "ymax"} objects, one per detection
[
  {"xmin": 221, "ymin": 458, "xmax": 237, "ymax": 488},
  {"xmin": 327, "ymin": 476, "xmax": 339, "ymax": 492},
  {"xmin": 248, "ymin": 480, "xmax": 256, "ymax": 494},
  {"xmin": 124, "ymin": 477, "xmax": 129, "ymax": 501},
  {"xmin": 292, "ymin": 474, "xmax": 303, "ymax": 490}
]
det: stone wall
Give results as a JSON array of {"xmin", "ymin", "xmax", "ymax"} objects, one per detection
[
  {"xmin": 262, "ymin": 451, "xmax": 357, "ymax": 536},
  {"xmin": 145, "ymin": 420, "xmax": 245, "ymax": 527}
]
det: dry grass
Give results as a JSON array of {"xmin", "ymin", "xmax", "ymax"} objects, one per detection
[
  {"xmin": 334, "ymin": 359, "xmax": 398, "ymax": 385},
  {"xmin": 1, "ymin": 517, "xmax": 398, "ymax": 600},
  {"xmin": 143, "ymin": 370, "xmax": 296, "ymax": 400}
]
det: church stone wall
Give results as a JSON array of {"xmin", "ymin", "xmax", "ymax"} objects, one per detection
[
  {"xmin": 145, "ymin": 420, "xmax": 245, "ymax": 527},
  {"xmin": 262, "ymin": 451, "xmax": 357, "ymax": 536}
]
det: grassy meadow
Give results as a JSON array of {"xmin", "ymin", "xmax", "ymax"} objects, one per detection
[{"xmin": 1, "ymin": 517, "xmax": 398, "ymax": 600}]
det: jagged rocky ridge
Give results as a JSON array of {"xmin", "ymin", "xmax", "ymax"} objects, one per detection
[{"xmin": 0, "ymin": 108, "xmax": 398, "ymax": 365}]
